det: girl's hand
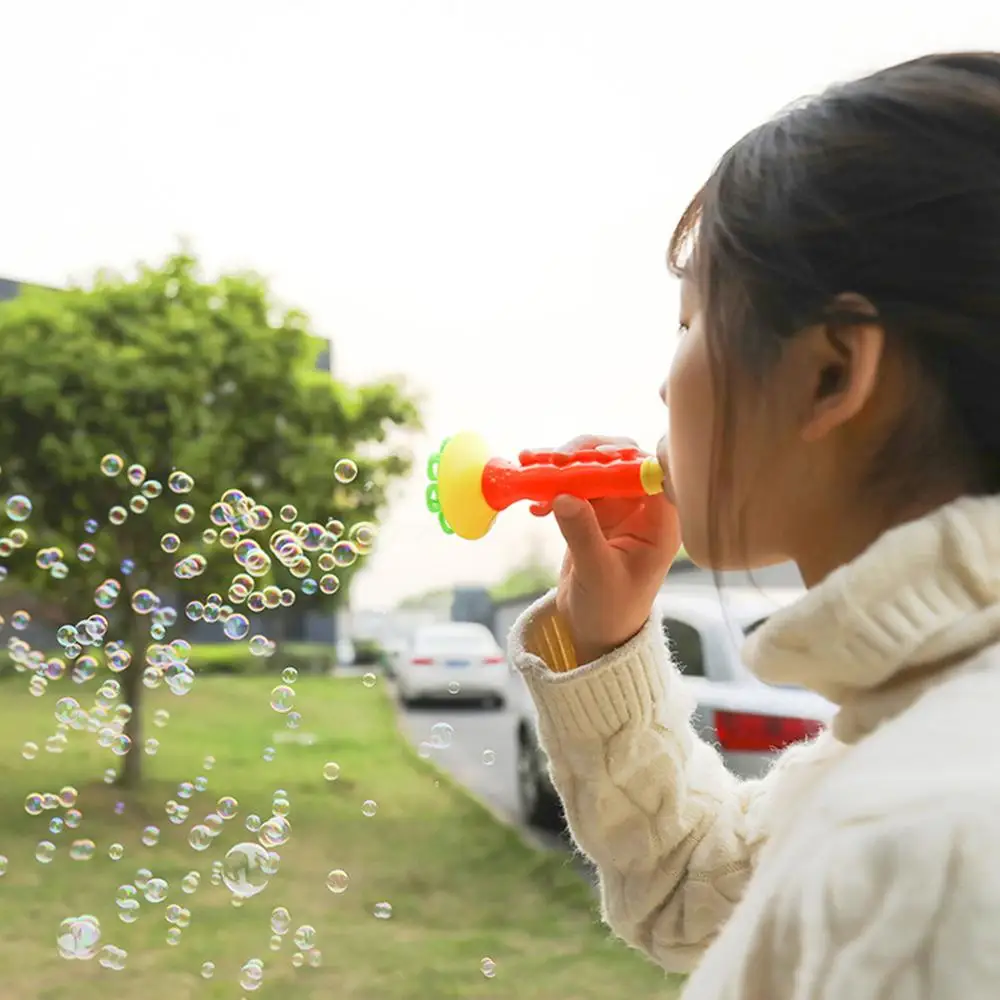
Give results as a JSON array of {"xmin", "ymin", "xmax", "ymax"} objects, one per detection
[{"xmin": 531, "ymin": 435, "xmax": 682, "ymax": 666}]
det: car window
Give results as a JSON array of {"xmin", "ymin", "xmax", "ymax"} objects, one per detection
[
  {"xmin": 661, "ymin": 617, "xmax": 706, "ymax": 677},
  {"xmin": 414, "ymin": 631, "xmax": 499, "ymax": 656}
]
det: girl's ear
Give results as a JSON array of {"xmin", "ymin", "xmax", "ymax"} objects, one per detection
[{"xmin": 796, "ymin": 293, "xmax": 885, "ymax": 443}]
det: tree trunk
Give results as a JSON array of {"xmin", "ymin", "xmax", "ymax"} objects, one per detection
[{"xmin": 116, "ymin": 619, "xmax": 146, "ymax": 789}]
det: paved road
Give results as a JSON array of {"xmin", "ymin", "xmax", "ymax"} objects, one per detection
[
  {"xmin": 394, "ymin": 694, "xmax": 576, "ymax": 856},
  {"xmin": 397, "ymin": 698, "xmax": 522, "ymax": 818}
]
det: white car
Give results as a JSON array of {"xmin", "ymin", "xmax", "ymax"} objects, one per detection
[
  {"xmin": 395, "ymin": 622, "xmax": 509, "ymax": 708},
  {"xmin": 511, "ymin": 586, "xmax": 836, "ymax": 829}
]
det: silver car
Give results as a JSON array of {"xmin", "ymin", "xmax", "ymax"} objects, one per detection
[{"xmin": 512, "ymin": 586, "xmax": 835, "ymax": 829}]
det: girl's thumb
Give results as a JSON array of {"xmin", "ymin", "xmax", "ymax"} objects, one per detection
[{"xmin": 551, "ymin": 495, "xmax": 605, "ymax": 566}]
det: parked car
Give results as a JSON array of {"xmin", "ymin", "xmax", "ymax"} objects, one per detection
[
  {"xmin": 395, "ymin": 622, "xmax": 509, "ymax": 708},
  {"xmin": 511, "ymin": 586, "xmax": 835, "ymax": 829},
  {"xmin": 379, "ymin": 637, "xmax": 411, "ymax": 680}
]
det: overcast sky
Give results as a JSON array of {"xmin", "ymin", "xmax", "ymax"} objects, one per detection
[{"xmin": 1, "ymin": 1, "xmax": 997, "ymax": 608}]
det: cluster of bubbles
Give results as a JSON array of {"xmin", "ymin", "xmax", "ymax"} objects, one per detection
[{"xmin": 0, "ymin": 454, "xmax": 512, "ymax": 987}]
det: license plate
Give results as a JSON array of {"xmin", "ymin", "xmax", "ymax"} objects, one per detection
[{"xmin": 445, "ymin": 659, "xmax": 469, "ymax": 668}]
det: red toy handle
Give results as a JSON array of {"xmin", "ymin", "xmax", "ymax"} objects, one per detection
[{"xmin": 481, "ymin": 447, "xmax": 660, "ymax": 512}]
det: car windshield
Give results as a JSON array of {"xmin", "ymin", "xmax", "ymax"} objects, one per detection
[{"xmin": 414, "ymin": 631, "xmax": 498, "ymax": 656}]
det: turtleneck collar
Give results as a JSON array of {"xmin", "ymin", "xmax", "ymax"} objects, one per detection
[{"xmin": 743, "ymin": 495, "xmax": 1000, "ymax": 741}]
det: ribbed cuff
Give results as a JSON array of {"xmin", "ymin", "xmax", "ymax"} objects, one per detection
[{"xmin": 508, "ymin": 591, "xmax": 692, "ymax": 741}]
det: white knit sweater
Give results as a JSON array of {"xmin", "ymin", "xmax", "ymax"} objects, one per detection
[{"xmin": 509, "ymin": 495, "xmax": 1000, "ymax": 999}]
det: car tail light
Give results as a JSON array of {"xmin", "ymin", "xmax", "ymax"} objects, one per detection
[
  {"xmin": 714, "ymin": 711, "xmax": 823, "ymax": 753},
  {"xmin": 410, "ymin": 657, "xmax": 433, "ymax": 666},
  {"xmin": 483, "ymin": 656, "xmax": 505, "ymax": 664}
]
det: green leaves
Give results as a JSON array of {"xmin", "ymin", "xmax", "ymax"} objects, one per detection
[{"xmin": 0, "ymin": 249, "xmax": 422, "ymax": 607}]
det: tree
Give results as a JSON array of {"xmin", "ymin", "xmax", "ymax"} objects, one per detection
[
  {"xmin": 489, "ymin": 553, "xmax": 558, "ymax": 603},
  {"xmin": 0, "ymin": 251, "xmax": 421, "ymax": 786}
]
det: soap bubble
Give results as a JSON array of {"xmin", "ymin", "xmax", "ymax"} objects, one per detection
[
  {"xmin": 221, "ymin": 842, "xmax": 271, "ymax": 898},
  {"xmin": 481, "ymin": 957, "xmax": 497, "ymax": 978},
  {"xmin": 5, "ymin": 495, "xmax": 32, "ymax": 522},
  {"xmin": 160, "ymin": 533, "xmax": 180, "ymax": 553},
  {"xmin": 141, "ymin": 826, "xmax": 160, "ymax": 847},
  {"xmin": 361, "ymin": 799, "xmax": 377, "ymax": 818},
  {"xmin": 126, "ymin": 464, "xmax": 146, "ymax": 487},
  {"xmin": 293, "ymin": 925, "xmax": 316, "ymax": 950},
  {"xmin": 333, "ymin": 458, "xmax": 358, "ymax": 483},
  {"xmin": 174, "ymin": 503, "xmax": 194, "ymax": 523},
  {"xmin": 281, "ymin": 666, "xmax": 298, "ymax": 684},
  {"xmin": 69, "ymin": 839, "xmax": 96, "ymax": 861},
  {"xmin": 168, "ymin": 471, "xmax": 194, "ymax": 494},
  {"xmin": 100, "ymin": 454, "xmax": 123, "ymax": 477},
  {"xmin": 373, "ymin": 901, "xmax": 393, "ymax": 920},
  {"xmin": 323, "ymin": 761, "xmax": 340, "ymax": 781},
  {"xmin": 349, "ymin": 521, "xmax": 377, "ymax": 555},
  {"xmin": 430, "ymin": 722, "xmax": 454, "ymax": 748},
  {"xmin": 188, "ymin": 825, "xmax": 212, "ymax": 851},
  {"xmin": 258, "ymin": 816, "xmax": 291, "ymax": 848},
  {"xmin": 200, "ymin": 961, "xmax": 215, "ymax": 979},
  {"xmin": 217, "ymin": 796, "xmax": 238, "ymax": 819},
  {"xmin": 331, "ymin": 541, "xmax": 358, "ymax": 568},
  {"xmin": 223, "ymin": 614, "xmax": 249, "ymax": 640},
  {"xmin": 36, "ymin": 841, "xmax": 56, "ymax": 864},
  {"xmin": 144, "ymin": 877, "xmax": 168, "ymax": 903},
  {"xmin": 108, "ymin": 843, "xmax": 124, "ymax": 861},
  {"xmin": 131, "ymin": 589, "xmax": 157, "ymax": 614},
  {"xmin": 326, "ymin": 869, "xmax": 349, "ymax": 894},
  {"xmin": 482, "ymin": 749, "xmax": 496, "ymax": 766},
  {"xmin": 98, "ymin": 944, "xmax": 127, "ymax": 971},
  {"xmin": 270, "ymin": 906, "xmax": 291, "ymax": 935},
  {"xmin": 141, "ymin": 479, "xmax": 163, "ymax": 499},
  {"xmin": 270, "ymin": 685, "xmax": 294, "ymax": 713},
  {"xmin": 239, "ymin": 958, "xmax": 265, "ymax": 992},
  {"xmin": 57, "ymin": 914, "xmax": 102, "ymax": 960}
]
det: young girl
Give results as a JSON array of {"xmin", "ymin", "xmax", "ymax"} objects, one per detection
[{"xmin": 510, "ymin": 51, "xmax": 1000, "ymax": 998}]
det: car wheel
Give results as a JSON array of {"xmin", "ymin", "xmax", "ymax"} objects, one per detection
[{"xmin": 516, "ymin": 726, "xmax": 563, "ymax": 830}]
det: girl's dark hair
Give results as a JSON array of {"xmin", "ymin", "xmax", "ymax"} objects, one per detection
[{"xmin": 670, "ymin": 52, "xmax": 1000, "ymax": 564}]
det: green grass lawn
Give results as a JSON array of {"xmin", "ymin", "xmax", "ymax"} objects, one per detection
[{"xmin": 0, "ymin": 675, "xmax": 679, "ymax": 999}]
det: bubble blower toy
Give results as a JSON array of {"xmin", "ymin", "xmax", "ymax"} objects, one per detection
[{"xmin": 425, "ymin": 431, "xmax": 665, "ymax": 540}]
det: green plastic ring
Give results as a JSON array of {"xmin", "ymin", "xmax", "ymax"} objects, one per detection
[
  {"xmin": 438, "ymin": 512, "xmax": 455, "ymax": 535},
  {"xmin": 425, "ymin": 483, "xmax": 441, "ymax": 513}
]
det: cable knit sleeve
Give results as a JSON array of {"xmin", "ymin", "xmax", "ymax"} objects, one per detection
[
  {"xmin": 697, "ymin": 801, "xmax": 1000, "ymax": 999},
  {"xmin": 508, "ymin": 591, "xmax": 775, "ymax": 974}
]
